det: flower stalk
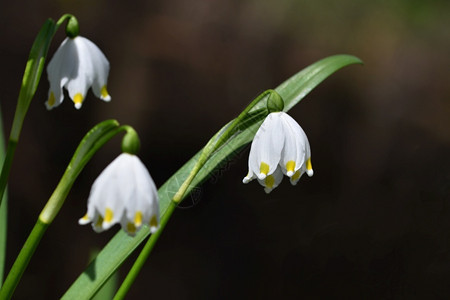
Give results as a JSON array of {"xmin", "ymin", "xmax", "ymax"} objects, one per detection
[
  {"xmin": 113, "ymin": 201, "xmax": 177, "ymax": 300},
  {"xmin": 173, "ymin": 89, "xmax": 276, "ymax": 203},
  {"xmin": 0, "ymin": 120, "xmax": 137, "ymax": 299},
  {"xmin": 0, "ymin": 220, "xmax": 47, "ymax": 299},
  {"xmin": 114, "ymin": 89, "xmax": 277, "ymax": 298},
  {"xmin": 0, "ymin": 13, "xmax": 79, "ymax": 209}
]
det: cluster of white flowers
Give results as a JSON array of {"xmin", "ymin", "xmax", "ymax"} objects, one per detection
[
  {"xmin": 48, "ymin": 35, "xmax": 160, "ymax": 236},
  {"xmin": 47, "ymin": 32, "xmax": 313, "ymax": 236}
]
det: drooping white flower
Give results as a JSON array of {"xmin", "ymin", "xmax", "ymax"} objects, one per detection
[
  {"xmin": 243, "ymin": 112, "xmax": 313, "ymax": 193},
  {"xmin": 46, "ymin": 36, "xmax": 111, "ymax": 110},
  {"xmin": 79, "ymin": 153, "xmax": 159, "ymax": 236}
]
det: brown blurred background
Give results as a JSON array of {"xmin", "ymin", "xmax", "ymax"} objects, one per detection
[{"xmin": 1, "ymin": 0, "xmax": 450, "ymax": 298}]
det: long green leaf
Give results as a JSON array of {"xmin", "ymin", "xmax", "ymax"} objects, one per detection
[
  {"xmin": 62, "ymin": 54, "xmax": 362, "ymax": 299},
  {"xmin": 89, "ymin": 249, "xmax": 119, "ymax": 300},
  {"xmin": 0, "ymin": 19, "xmax": 57, "ymax": 212},
  {"xmin": 10, "ymin": 19, "xmax": 57, "ymax": 141}
]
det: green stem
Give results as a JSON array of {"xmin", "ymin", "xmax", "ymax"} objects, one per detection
[
  {"xmin": 0, "ymin": 141, "xmax": 17, "ymax": 211},
  {"xmin": 0, "ymin": 104, "xmax": 8, "ymax": 288},
  {"xmin": 0, "ymin": 165, "xmax": 80, "ymax": 298},
  {"xmin": 0, "ymin": 120, "xmax": 124, "ymax": 298},
  {"xmin": 0, "ymin": 14, "xmax": 75, "ymax": 209},
  {"xmin": 113, "ymin": 201, "xmax": 177, "ymax": 300},
  {"xmin": 0, "ymin": 12, "xmax": 105, "ymax": 296},
  {"xmin": 114, "ymin": 90, "xmax": 273, "ymax": 298},
  {"xmin": 0, "ymin": 220, "xmax": 48, "ymax": 300},
  {"xmin": 0, "ymin": 188, "xmax": 6, "ymax": 288},
  {"xmin": 173, "ymin": 89, "xmax": 272, "ymax": 203},
  {"xmin": 56, "ymin": 14, "xmax": 74, "ymax": 27}
]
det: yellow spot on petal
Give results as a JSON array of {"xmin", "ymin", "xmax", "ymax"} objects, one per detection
[
  {"xmin": 95, "ymin": 215, "xmax": 104, "ymax": 227},
  {"xmin": 48, "ymin": 92, "xmax": 55, "ymax": 107},
  {"xmin": 260, "ymin": 162, "xmax": 270, "ymax": 175},
  {"xmin": 127, "ymin": 222, "xmax": 136, "ymax": 234},
  {"xmin": 306, "ymin": 158, "xmax": 312, "ymax": 171},
  {"xmin": 265, "ymin": 175, "xmax": 275, "ymax": 189},
  {"xmin": 286, "ymin": 160, "xmax": 295, "ymax": 173},
  {"xmin": 149, "ymin": 215, "xmax": 158, "ymax": 228},
  {"xmin": 81, "ymin": 214, "xmax": 89, "ymax": 221},
  {"xmin": 104, "ymin": 208, "xmax": 113, "ymax": 223},
  {"xmin": 134, "ymin": 211, "xmax": 143, "ymax": 226},
  {"xmin": 73, "ymin": 93, "xmax": 83, "ymax": 105},
  {"xmin": 292, "ymin": 170, "xmax": 301, "ymax": 181},
  {"xmin": 101, "ymin": 86, "xmax": 110, "ymax": 99}
]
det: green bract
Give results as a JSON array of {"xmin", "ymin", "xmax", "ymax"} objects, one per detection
[
  {"xmin": 65, "ymin": 15, "xmax": 79, "ymax": 39},
  {"xmin": 121, "ymin": 127, "xmax": 141, "ymax": 155},
  {"xmin": 267, "ymin": 90, "xmax": 284, "ymax": 113}
]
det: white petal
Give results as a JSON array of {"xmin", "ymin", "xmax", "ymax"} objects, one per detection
[
  {"xmin": 125, "ymin": 155, "xmax": 160, "ymax": 234},
  {"xmin": 279, "ymin": 112, "xmax": 309, "ymax": 177},
  {"xmin": 127, "ymin": 157, "xmax": 157, "ymax": 218},
  {"xmin": 47, "ymin": 38, "xmax": 74, "ymax": 87},
  {"xmin": 242, "ymin": 172, "xmax": 255, "ymax": 184},
  {"xmin": 86, "ymin": 154, "xmax": 128, "ymax": 230},
  {"xmin": 256, "ymin": 166, "xmax": 284, "ymax": 193},
  {"xmin": 120, "ymin": 216, "xmax": 136, "ymax": 236},
  {"xmin": 67, "ymin": 37, "xmax": 99, "ymax": 107},
  {"xmin": 78, "ymin": 211, "xmax": 93, "ymax": 225},
  {"xmin": 304, "ymin": 140, "xmax": 313, "ymax": 177},
  {"xmin": 80, "ymin": 37, "xmax": 111, "ymax": 101},
  {"xmin": 289, "ymin": 168, "xmax": 305, "ymax": 186},
  {"xmin": 289, "ymin": 160, "xmax": 313, "ymax": 185},
  {"xmin": 46, "ymin": 38, "xmax": 78, "ymax": 109},
  {"xmin": 248, "ymin": 113, "xmax": 284, "ymax": 180},
  {"xmin": 148, "ymin": 214, "xmax": 160, "ymax": 233}
]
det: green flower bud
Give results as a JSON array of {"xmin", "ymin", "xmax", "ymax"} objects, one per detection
[
  {"xmin": 66, "ymin": 16, "xmax": 80, "ymax": 38},
  {"xmin": 121, "ymin": 127, "xmax": 141, "ymax": 155},
  {"xmin": 267, "ymin": 90, "xmax": 284, "ymax": 113}
]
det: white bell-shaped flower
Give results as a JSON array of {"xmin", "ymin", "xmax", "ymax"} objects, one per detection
[
  {"xmin": 79, "ymin": 153, "xmax": 160, "ymax": 236},
  {"xmin": 46, "ymin": 36, "xmax": 111, "ymax": 110},
  {"xmin": 243, "ymin": 112, "xmax": 313, "ymax": 193}
]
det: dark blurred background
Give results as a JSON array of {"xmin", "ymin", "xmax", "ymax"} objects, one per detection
[{"xmin": 1, "ymin": 0, "xmax": 450, "ymax": 299}]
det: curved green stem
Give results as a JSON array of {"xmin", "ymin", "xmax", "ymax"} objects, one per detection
[
  {"xmin": 0, "ymin": 141, "xmax": 17, "ymax": 214},
  {"xmin": 0, "ymin": 106, "xmax": 8, "ymax": 287},
  {"xmin": 0, "ymin": 120, "xmax": 132, "ymax": 299},
  {"xmin": 0, "ymin": 220, "xmax": 47, "ymax": 299},
  {"xmin": 173, "ymin": 89, "xmax": 273, "ymax": 203},
  {"xmin": 64, "ymin": 54, "xmax": 363, "ymax": 299},
  {"xmin": 114, "ymin": 90, "xmax": 274, "ymax": 298},
  {"xmin": 113, "ymin": 201, "xmax": 177, "ymax": 300},
  {"xmin": 39, "ymin": 123, "xmax": 122, "ymax": 224},
  {"xmin": 0, "ymin": 13, "xmax": 77, "ymax": 210},
  {"xmin": 0, "ymin": 195, "xmax": 6, "ymax": 287}
]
